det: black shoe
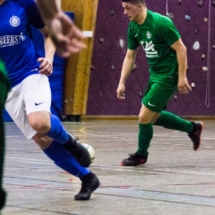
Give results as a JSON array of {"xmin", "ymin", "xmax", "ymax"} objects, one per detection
[
  {"xmin": 75, "ymin": 172, "xmax": 100, "ymax": 200},
  {"xmin": 188, "ymin": 121, "xmax": 203, "ymax": 151},
  {"xmin": 62, "ymin": 134, "xmax": 91, "ymax": 167},
  {"xmin": 120, "ymin": 152, "xmax": 148, "ymax": 166}
]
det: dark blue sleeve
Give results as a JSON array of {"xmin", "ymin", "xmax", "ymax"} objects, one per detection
[{"xmin": 17, "ymin": 0, "xmax": 45, "ymax": 29}]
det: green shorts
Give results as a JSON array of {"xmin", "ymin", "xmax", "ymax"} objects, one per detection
[{"xmin": 142, "ymin": 81, "xmax": 177, "ymax": 113}]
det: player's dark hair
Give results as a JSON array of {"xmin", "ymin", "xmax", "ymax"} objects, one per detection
[{"xmin": 122, "ymin": 0, "xmax": 145, "ymax": 4}]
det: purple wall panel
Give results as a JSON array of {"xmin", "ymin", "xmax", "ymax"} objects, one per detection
[{"xmin": 87, "ymin": 0, "xmax": 215, "ymax": 116}]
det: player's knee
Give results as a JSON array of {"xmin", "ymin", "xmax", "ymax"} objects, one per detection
[
  {"xmin": 28, "ymin": 116, "xmax": 50, "ymax": 133},
  {"xmin": 139, "ymin": 113, "xmax": 150, "ymax": 124}
]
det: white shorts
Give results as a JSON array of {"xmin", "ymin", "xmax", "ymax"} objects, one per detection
[{"xmin": 5, "ymin": 74, "xmax": 51, "ymax": 139}]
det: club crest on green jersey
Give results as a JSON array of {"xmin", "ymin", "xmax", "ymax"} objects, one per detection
[{"xmin": 146, "ymin": 31, "xmax": 152, "ymax": 39}]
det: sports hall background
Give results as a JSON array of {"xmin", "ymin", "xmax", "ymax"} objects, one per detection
[{"xmin": 4, "ymin": 1, "xmax": 215, "ymax": 121}]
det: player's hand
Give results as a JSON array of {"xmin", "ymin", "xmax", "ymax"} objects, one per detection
[
  {"xmin": 38, "ymin": 58, "xmax": 53, "ymax": 76},
  {"xmin": 116, "ymin": 83, "xmax": 126, "ymax": 99},
  {"xmin": 47, "ymin": 12, "xmax": 86, "ymax": 58},
  {"xmin": 178, "ymin": 77, "xmax": 192, "ymax": 94}
]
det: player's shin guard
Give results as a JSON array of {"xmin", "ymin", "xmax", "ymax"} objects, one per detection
[
  {"xmin": 45, "ymin": 114, "xmax": 68, "ymax": 143},
  {"xmin": 43, "ymin": 140, "xmax": 90, "ymax": 177},
  {"xmin": 137, "ymin": 123, "xmax": 153, "ymax": 156},
  {"xmin": 154, "ymin": 111, "xmax": 194, "ymax": 133},
  {"xmin": 46, "ymin": 115, "xmax": 91, "ymax": 167}
]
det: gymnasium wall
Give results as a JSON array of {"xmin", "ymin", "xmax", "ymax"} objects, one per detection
[{"xmin": 87, "ymin": 0, "xmax": 215, "ymax": 116}]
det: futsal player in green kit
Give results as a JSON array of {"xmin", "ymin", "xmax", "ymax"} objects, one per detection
[
  {"xmin": 117, "ymin": 0, "xmax": 203, "ymax": 166},
  {"xmin": 0, "ymin": 60, "xmax": 10, "ymax": 211}
]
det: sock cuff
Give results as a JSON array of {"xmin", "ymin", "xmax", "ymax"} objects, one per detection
[
  {"xmin": 139, "ymin": 123, "xmax": 152, "ymax": 129},
  {"xmin": 80, "ymin": 172, "xmax": 94, "ymax": 181}
]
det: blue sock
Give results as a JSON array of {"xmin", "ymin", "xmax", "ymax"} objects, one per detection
[
  {"xmin": 46, "ymin": 114, "xmax": 68, "ymax": 144},
  {"xmin": 43, "ymin": 140, "xmax": 90, "ymax": 177}
]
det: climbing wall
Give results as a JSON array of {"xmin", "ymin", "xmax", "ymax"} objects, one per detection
[{"xmin": 87, "ymin": 0, "xmax": 215, "ymax": 116}]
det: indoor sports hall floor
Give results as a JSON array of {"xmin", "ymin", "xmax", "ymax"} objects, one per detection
[{"xmin": 2, "ymin": 120, "xmax": 215, "ymax": 215}]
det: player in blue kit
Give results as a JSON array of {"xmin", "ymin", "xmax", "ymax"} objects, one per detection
[{"xmin": 0, "ymin": 0, "xmax": 100, "ymax": 207}]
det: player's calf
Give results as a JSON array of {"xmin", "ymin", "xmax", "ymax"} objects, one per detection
[{"xmin": 62, "ymin": 134, "xmax": 91, "ymax": 167}]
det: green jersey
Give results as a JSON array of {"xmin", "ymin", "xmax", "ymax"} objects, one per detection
[{"xmin": 127, "ymin": 10, "xmax": 181, "ymax": 83}]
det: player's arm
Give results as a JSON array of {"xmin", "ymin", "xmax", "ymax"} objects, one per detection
[
  {"xmin": 37, "ymin": 0, "xmax": 59, "ymax": 21},
  {"xmin": 38, "ymin": 26, "xmax": 56, "ymax": 76},
  {"xmin": 37, "ymin": 0, "xmax": 86, "ymax": 57},
  {"xmin": 116, "ymin": 48, "xmax": 138, "ymax": 99},
  {"xmin": 171, "ymin": 39, "xmax": 192, "ymax": 94}
]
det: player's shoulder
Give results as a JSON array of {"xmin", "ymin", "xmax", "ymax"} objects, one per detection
[
  {"xmin": 128, "ymin": 20, "xmax": 138, "ymax": 31},
  {"xmin": 148, "ymin": 10, "xmax": 172, "ymax": 23},
  {"xmin": 10, "ymin": 0, "xmax": 37, "ymax": 9}
]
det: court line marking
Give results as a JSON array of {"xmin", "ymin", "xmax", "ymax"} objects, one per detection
[
  {"xmin": 5, "ymin": 156, "xmax": 215, "ymax": 176},
  {"xmin": 91, "ymin": 166, "xmax": 215, "ymax": 176}
]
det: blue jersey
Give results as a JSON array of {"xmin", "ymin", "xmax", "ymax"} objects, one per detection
[{"xmin": 0, "ymin": 0, "xmax": 45, "ymax": 87}]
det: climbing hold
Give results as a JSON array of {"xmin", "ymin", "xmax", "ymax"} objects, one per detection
[
  {"xmin": 204, "ymin": 18, "xmax": 208, "ymax": 22},
  {"xmin": 193, "ymin": 41, "xmax": 200, "ymax": 50},
  {"xmin": 197, "ymin": 0, "xmax": 203, "ymax": 6},
  {"xmin": 119, "ymin": 39, "xmax": 124, "ymax": 48},
  {"xmin": 132, "ymin": 64, "xmax": 137, "ymax": 71},
  {"xmin": 212, "ymin": 1, "xmax": 215, "ymax": 6},
  {"xmin": 191, "ymin": 83, "xmax": 196, "ymax": 88},
  {"xmin": 212, "ymin": 45, "xmax": 215, "ymax": 49},
  {"xmin": 139, "ymin": 92, "xmax": 143, "ymax": 97},
  {"xmin": 185, "ymin": 15, "xmax": 191, "ymax": 21},
  {"xmin": 174, "ymin": 95, "xmax": 177, "ymax": 100},
  {"xmin": 99, "ymin": 38, "xmax": 104, "ymax": 43},
  {"xmin": 201, "ymin": 54, "xmax": 206, "ymax": 59},
  {"xmin": 202, "ymin": 66, "xmax": 208, "ymax": 72},
  {"xmin": 178, "ymin": 0, "xmax": 182, "ymax": 5},
  {"xmin": 167, "ymin": 12, "xmax": 174, "ymax": 19},
  {"xmin": 195, "ymin": 29, "xmax": 199, "ymax": 35}
]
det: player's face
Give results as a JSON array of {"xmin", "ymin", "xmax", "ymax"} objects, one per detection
[{"xmin": 122, "ymin": 2, "xmax": 141, "ymax": 22}]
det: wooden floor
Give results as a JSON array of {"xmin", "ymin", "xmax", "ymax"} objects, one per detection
[{"xmin": 2, "ymin": 120, "xmax": 215, "ymax": 215}]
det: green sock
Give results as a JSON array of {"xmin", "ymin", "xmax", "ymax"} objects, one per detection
[
  {"xmin": 136, "ymin": 123, "xmax": 153, "ymax": 157},
  {"xmin": 154, "ymin": 111, "xmax": 194, "ymax": 133}
]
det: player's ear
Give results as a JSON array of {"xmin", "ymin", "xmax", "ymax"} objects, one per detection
[{"xmin": 138, "ymin": 4, "xmax": 143, "ymax": 12}]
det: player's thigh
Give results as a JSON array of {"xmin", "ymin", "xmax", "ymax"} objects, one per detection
[
  {"xmin": 23, "ymin": 75, "xmax": 51, "ymax": 115},
  {"xmin": 5, "ymin": 85, "xmax": 36, "ymax": 139},
  {"xmin": 142, "ymin": 82, "xmax": 177, "ymax": 113}
]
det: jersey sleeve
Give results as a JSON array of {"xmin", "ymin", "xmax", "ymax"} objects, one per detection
[
  {"xmin": 157, "ymin": 16, "xmax": 181, "ymax": 46},
  {"xmin": 127, "ymin": 23, "xmax": 139, "ymax": 50},
  {"xmin": 23, "ymin": 0, "xmax": 45, "ymax": 29}
]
